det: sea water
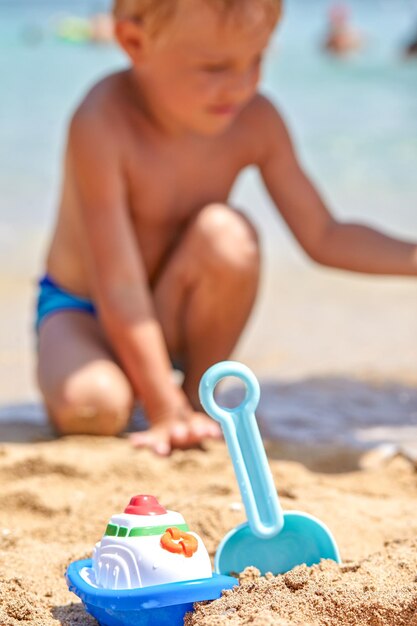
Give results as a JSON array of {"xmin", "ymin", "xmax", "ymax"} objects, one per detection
[
  {"xmin": 0, "ymin": 1, "xmax": 416, "ymax": 455},
  {"xmin": 0, "ymin": 0, "xmax": 416, "ymax": 276}
]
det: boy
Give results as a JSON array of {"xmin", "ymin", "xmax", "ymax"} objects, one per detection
[{"xmin": 36, "ymin": 0, "xmax": 417, "ymax": 455}]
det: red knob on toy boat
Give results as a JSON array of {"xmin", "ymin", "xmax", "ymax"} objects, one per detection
[{"xmin": 124, "ymin": 495, "xmax": 167, "ymax": 516}]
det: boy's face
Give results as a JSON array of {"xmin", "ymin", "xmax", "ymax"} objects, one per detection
[{"xmin": 126, "ymin": 1, "xmax": 277, "ymax": 135}]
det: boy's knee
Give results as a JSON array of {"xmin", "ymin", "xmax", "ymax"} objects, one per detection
[
  {"xmin": 47, "ymin": 363, "xmax": 134, "ymax": 436},
  {"xmin": 193, "ymin": 203, "xmax": 261, "ymax": 276}
]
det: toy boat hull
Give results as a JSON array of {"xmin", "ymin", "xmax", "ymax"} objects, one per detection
[{"xmin": 66, "ymin": 559, "xmax": 237, "ymax": 626}]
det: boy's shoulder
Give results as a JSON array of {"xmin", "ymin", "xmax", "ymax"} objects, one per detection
[
  {"xmin": 70, "ymin": 71, "xmax": 130, "ymax": 137},
  {"xmin": 236, "ymin": 93, "xmax": 291, "ymax": 164},
  {"xmin": 243, "ymin": 93, "xmax": 287, "ymax": 133},
  {"xmin": 81, "ymin": 70, "xmax": 129, "ymax": 112}
]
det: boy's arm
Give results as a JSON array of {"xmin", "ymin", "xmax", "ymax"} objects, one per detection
[
  {"xmin": 257, "ymin": 98, "xmax": 417, "ymax": 276},
  {"xmin": 68, "ymin": 107, "xmax": 191, "ymax": 436}
]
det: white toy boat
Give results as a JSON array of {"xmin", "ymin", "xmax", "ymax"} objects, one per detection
[
  {"xmin": 66, "ymin": 494, "xmax": 236, "ymax": 626},
  {"xmin": 92, "ymin": 494, "xmax": 212, "ymax": 589}
]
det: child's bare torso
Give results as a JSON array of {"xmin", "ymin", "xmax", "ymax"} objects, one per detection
[{"xmin": 46, "ymin": 70, "xmax": 265, "ymax": 296}]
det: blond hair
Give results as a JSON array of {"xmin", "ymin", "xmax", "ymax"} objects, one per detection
[{"xmin": 113, "ymin": 0, "xmax": 282, "ymax": 31}]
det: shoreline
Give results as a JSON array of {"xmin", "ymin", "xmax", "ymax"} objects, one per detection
[
  {"xmin": 1, "ymin": 260, "xmax": 416, "ymax": 397},
  {"xmin": 1, "ymin": 261, "xmax": 416, "ymax": 467}
]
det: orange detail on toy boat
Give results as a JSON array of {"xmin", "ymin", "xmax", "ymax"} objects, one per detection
[{"xmin": 160, "ymin": 527, "xmax": 199, "ymax": 557}]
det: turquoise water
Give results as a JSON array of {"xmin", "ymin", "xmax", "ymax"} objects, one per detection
[{"xmin": 1, "ymin": 0, "xmax": 416, "ymax": 275}]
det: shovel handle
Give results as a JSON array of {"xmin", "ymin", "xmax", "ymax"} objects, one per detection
[{"xmin": 199, "ymin": 361, "xmax": 284, "ymax": 538}]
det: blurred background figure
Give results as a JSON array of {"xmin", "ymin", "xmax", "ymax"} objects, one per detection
[
  {"xmin": 405, "ymin": 36, "xmax": 417, "ymax": 56},
  {"xmin": 403, "ymin": 24, "xmax": 417, "ymax": 57},
  {"xmin": 90, "ymin": 12, "xmax": 114, "ymax": 44},
  {"xmin": 400, "ymin": 0, "xmax": 417, "ymax": 59},
  {"xmin": 21, "ymin": 23, "xmax": 45, "ymax": 46},
  {"xmin": 323, "ymin": 3, "xmax": 364, "ymax": 56},
  {"xmin": 55, "ymin": 12, "xmax": 114, "ymax": 45}
]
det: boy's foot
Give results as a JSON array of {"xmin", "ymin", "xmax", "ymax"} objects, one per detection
[{"xmin": 129, "ymin": 411, "xmax": 222, "ymax": 455}]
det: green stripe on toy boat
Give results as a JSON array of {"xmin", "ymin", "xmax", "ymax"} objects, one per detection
[
  {"xmin": 128, "ymin": 523, "xmax": 189, "ymax": 537},
  {"xmin": 105, "ymin": 523, "xmax": 118, "ymax": 536},
  {"xmin": 104, "ymin": 522, "xmax": 190, "ymax": 537}
]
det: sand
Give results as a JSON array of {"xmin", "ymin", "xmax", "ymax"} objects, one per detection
[
  {"xmin": 0, "ymin": 434, "xmax": 416, "ymax": 626},
  {"xmin": 0, "ymin": 254, "xmax": 416, "ymax": 626}
]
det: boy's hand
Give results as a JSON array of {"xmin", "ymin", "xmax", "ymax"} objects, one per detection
[{"xmin": 129, "ymin": 409, "xmax": 222, "ymax": 455}]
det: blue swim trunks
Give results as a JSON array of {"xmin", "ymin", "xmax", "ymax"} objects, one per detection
[
  {"xmin": 36, "ymin": 274, "xmax": 184, "ymax": 370},
  {"xmin": 36, "ymin": 274, "xmax": 96, "ymax": 332}
]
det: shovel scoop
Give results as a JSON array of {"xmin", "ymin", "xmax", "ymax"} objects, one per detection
[{"xmin": 199, "ymin": 361, "xmax": 341, "ymax": 576}]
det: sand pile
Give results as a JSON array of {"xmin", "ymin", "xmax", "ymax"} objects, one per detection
[
  {"xmin": 186, "ymin": 540, "xmax": 417, "ymax": 626},
  {"xmin": 0, "ymin": 435, "xmax": 416, "ymax": 626}
]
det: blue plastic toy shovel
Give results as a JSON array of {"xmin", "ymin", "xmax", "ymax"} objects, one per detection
[{"xmin": 199, "ymin": 361, "xmax": 341, "ymax": 576}]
